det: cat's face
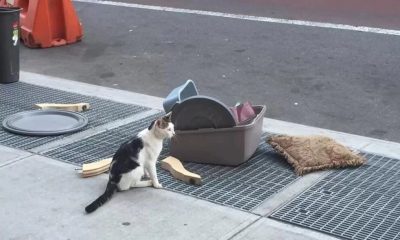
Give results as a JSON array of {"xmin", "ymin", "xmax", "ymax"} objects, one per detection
[
  {"xmin": 158, "ymin": 121, "xmax": 175, "ymax": 139},
  {"xmin": 151, "ymin": 113, "xmax": 175, "ymax": 139}
]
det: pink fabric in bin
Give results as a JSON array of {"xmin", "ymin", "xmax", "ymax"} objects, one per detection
[{"xmin": 230, "ymin": 101, "xmax": 257, "ymax": 125}]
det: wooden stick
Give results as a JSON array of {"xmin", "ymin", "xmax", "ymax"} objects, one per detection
[
  {"xmin": 34, "ymin": 103, "xmax": 90, "ymax": 112},
  {"xmin": 82, "ymin": 171, "xmax": 107, "ymax": 178},
  {"xmin": 161, "ymin": 156, "xmax": 202, "ymax": 185},
  {"xmin": 82, "ymin": 165, "xmax": 110, "ymax": 175},
  {"xmin": 82, "ymin": 158, "xmax": 112, "ymax": 172},
  {"xmin": 79, "ymin": 158, "xmax": 112, "ymax": 178}
]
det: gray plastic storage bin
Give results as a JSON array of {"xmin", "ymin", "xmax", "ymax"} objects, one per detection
[{"xmin": 170, "ymin": 105, "xmax": 266, "ymax": 166}]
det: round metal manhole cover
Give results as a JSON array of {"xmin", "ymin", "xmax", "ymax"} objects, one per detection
[{"xmin": 2, "ymin": 110, "xmax": 88, "ymax": 136}]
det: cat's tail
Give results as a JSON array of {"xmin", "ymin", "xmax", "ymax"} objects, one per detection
[{"xmin": 85, "ymin": 181, "xmax": 117, "ymax": 214}]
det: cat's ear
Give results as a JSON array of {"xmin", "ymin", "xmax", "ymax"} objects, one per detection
[
  {"xmin": 148, "ymin": 120, "xmax": 156, "ymax": 130},
  {"xmin": 163, "ymin": 112, "xmax": 172, "ymax": 122},
  {"xmin": 156, "ymin": 119, "xmax": 162, "ymax": 128},
  {"xmin": 156, "ymin": 119, "xmax": 168, "ymax": 129}
]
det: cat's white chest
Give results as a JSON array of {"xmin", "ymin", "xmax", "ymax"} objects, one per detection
[
  {"xmin": 146, "ymin": 142, "xmax": 162, "ymax": 160},
  {"xmin": 137, "ymin": 142, "xmax": 162, "ymax": 165}
]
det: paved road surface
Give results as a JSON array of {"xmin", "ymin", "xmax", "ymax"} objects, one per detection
[
  {"xmin": 115, "ymin": 0, "xmax": 400, "ymax": 30},
  {"xmin": 20, "ymin": 0, "xmax": 400, "ymax": 142}
]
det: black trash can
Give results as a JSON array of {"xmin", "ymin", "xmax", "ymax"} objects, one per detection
[{"xmin": 0, "ymin": 7, "xmax": 21, "ymax": 84}]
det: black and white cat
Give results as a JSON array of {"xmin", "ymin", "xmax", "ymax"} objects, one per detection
[{"xmin": 85, "ymin": 114, "xmax": 175, "ymax": 214}]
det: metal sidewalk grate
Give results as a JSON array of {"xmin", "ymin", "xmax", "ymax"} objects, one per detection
[
  {"xmin": 0, "ymin": 82, "xmax": 148, "ymax": 149},
  {"xmin": 270, "ymin": 153, "xmax": 400, "ymax": 240},
  {"xmin": 43, "ymin": 113, "xmax": 164, "ymax": 164},
  {"xmin": 44, "ymin": 124, "xmax": 299, "ymax": 211},
  {"xmin": 158, "ymin": 139, "xmax": 299, "ymax": 211}
]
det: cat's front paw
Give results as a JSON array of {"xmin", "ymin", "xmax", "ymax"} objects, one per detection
[{"xmin": 153, "ymin": 182, "xmax": 163, "ymax": 189}]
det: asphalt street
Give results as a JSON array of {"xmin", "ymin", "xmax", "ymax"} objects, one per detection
[
  {"xmin": 20, "ymin": 0, "xmax": 400, "ymax": 142},
  {"xmin": 114, "ymin": 0, "xmax": 400, "ymax": 30}
]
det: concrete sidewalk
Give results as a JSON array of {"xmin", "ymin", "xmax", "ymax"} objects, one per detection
[
  {"xmin": 2, "ymin": 72, "xmax": 400, "ymax": 240},
  {"xmin": 1, "ymin": 146, "xmax": 336, "ymax": 240}
]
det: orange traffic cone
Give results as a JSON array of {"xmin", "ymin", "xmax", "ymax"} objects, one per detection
[{"xmin": 13, "ymin": 0, "xmax": 83, "ymax": 48}]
